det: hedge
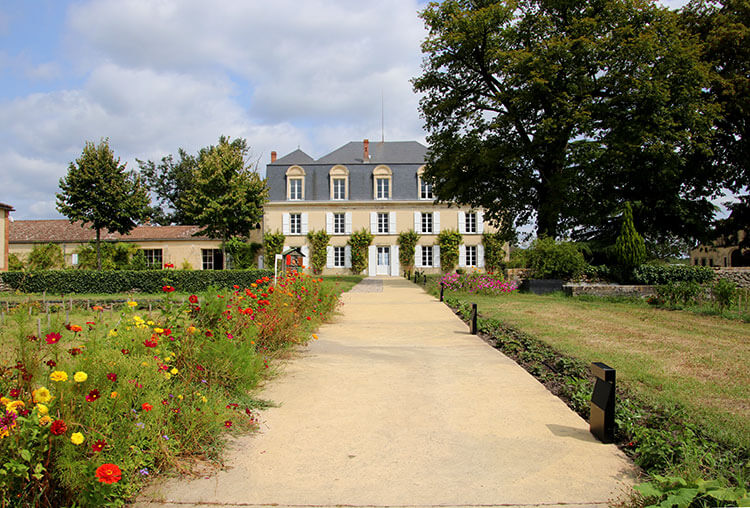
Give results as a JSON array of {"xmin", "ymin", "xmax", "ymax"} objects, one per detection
[
  {"xmin": 631, "ymin": 264, "xmax": 714, "ymax": 285},
  {"xmin": 0, "ymin": 269, "xmax": 275, "ymax": 294}
]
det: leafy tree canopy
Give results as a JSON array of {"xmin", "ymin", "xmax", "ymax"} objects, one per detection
[
  {"xmin": 57, "ymin": 139, "xmax": 150, "ymax": 270},
  {"xmin": 414, "ymin": 0, "xmax": 721, "ymax": 244},
  {"xmin": 137, "ymin": 149, "xmax": 198, "ymax": 225}
]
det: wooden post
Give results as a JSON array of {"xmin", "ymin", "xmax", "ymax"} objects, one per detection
[
  {"xmin": 65, "ymin": 309, "xmax": 69, "ymax": 325},
  {"xmin": 440, "ymin": 282, "xmax": 444, "ymax": 302},
  {"xmin": 47, "ymin": 312, "xmax": 51, "ymax": 328},
  {"xmin": 37, "ymin": 318, "xmax": 41, "ymax": 337},
  {"xmin": 470, "ymin": 303, "xmax": 478, "ymax": 335},
  {"xmin": 87, "ymin": 299, "xmax": 90, "ymax": 311},
  {"xmin": 28, "ymin": 306, "xmax": 32, "ymax": 316}
]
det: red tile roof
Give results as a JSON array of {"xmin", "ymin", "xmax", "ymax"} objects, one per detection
[{"xmin": 10, "ymin": 220, "xmax": 213, "ymax": 243}]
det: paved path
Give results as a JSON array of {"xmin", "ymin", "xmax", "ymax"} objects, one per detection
[{"xmin": 136, "ymin": 278, "xmax": 636, "ymax": 508}]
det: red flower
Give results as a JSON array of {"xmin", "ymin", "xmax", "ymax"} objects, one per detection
[
  {"xmin": 46, "ymin": 359, "xmax": 56, "ymax": 368},
  {"xmin": 45, "ymin": 332, "xmax": 62, "ymax": 344},
  {"xmin": 50, "ymin": 419, "xmax": 67, "ymax": 436},
  {"xmin": 162, "ymin": 285, "xmax": 175, "ymax": 293},
  {"xmin": 85, "ymin": 389, "xmax": 100, "ymax": 402},
  {"xmin": 69, "ymin": 325, "xmax": 83, "ymax": 333},
  {"xmin": 9, "ymin": 388, "xmax": 20, "ymax": 398},
  {"xmin": 224, "ymin": 420, "xmax": 232, "ymax": 428},
  {"xmin": 141, "ymin": 403, "xmax": 153, "ymax": 412},
  {"xmin": 144, "ymin": 336, "xmax": 158, "ymax": 348},
  {"xmin": 95, "ymin": 463, "xmax": 122, "ymax": 484},
  {"xmin": 68, "ymin": 347, "xmax": 83, "ymax": 356},
  {"xmin": 107, "ymin": 373, "xmax": 117, "ymax": 382},
  {"xmin": 162, "ymin": 328, "xmax": 172, "ymax": 336},
  {"xmin": 121, "ymin": 349, "xmax": 130, "ymax": 355},
  {"xmin": 195, "ymin": 364, "xmax": 205, "ymax": 372},
  {"xmin": 205, "ymin": 330, "xmax": 213, "ymax": 337},
  {"xmin": 164, "ymin": 263, "xmax": 174, "ymax": 269},
  {"xmin": 189, "ymin": 294, "xmax": 198, "ymax": 304},
  {"xmin": 233, "ymin": 285, "xmax": 240, "ymax": 290},
  {"xmin": 92, "ymin": 439, "xmax": 107, "ymax": 452}
]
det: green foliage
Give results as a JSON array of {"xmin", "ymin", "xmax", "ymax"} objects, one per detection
[
  {"xmin": 506, "ymin": 247, "xmax": 528, "ymax": 269},
  {"xmin": 224, "ymin": 237, "xmax": 261, "ymax": 269},
  {"xmin": 482, "ymin": 232, "xmax": 506, "ymax": 272},
  {"xmin": 525, "ymin": 237, "xmax": 588, "ymax": 280},
  {"xmin": 712, "ymin": 278, "xmax": 737, "ymax": 311},
  {"xmin": 633, "ymin": 265, "xmax": 716, "ymax": 285},
  {"xmin": 8, "ymin": 253, "xmax": 24, "ymax": 271},
  {"xmin": 655, "ymin": 281, "xmax": 704, "ymax": 307},
  {"xmin": 615, "ymin": 202, "xmax": 647, "ymax": 269},
  {"xmin": 263, "ymin": 231, "xmax": 285, "ymax": 268},
  {"xmin": 634, "ymin": 475, "xmax": 749, "ymax": 508},
  {"xmin": 414, "ymin": 0, "xmax": 719, "ymax": 242},
  {"xmin": 306, "ymin": 230, "xmax": 331, "ymax": 275},
  {"xmin": 57, "ymin": 139, "xmax": 150, "ymax": 270},
  {"xmin": 437, "ymin": 229, "xmax": 462, "ymax": 272},
  {"xmin": 75, "ymin": 242, "xmax": 142, "ymax": 271},
  {"xmin": 348, "ymin": 229, "xmax": 373, "ymax": 275},
  {"xmin": 0, "ymin": 269, "xmax": 273, "ymax": 294},
  {"xmin": 137, "ymin": 148, "xmax": 198, "ymax": 225},
  {"xmin": 26, "ymin": 243, "xmax": 64, "ymax": 270},
  {"xmin": 180, "ymin": 136, "xmax": 268, "ymax": 242},
  {"xmin": 397, "ymin": 230, "xmax": 420, "ymax": 270}
]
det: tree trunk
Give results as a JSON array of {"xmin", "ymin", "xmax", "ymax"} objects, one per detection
[
  {"xmin": 96, "ymin": 228, "xmax": 102, "ymax": 271},
  {"xmin": 536, "ymin": 163, "xmax": 564, "ymax": 239}
]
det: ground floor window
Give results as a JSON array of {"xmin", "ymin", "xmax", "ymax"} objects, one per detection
[
  {"xmin": 465, "ymin": 245, "xmax": 477, "ymax": 267},
  {"xmin": 202, "ymin": 249, "xmax": 223, "ymax": 270},
  {"xmin": 422, "ymin": 245, "xmax": 433, "ymax": 267},
  {"xmin": 334, "ymin": 246, "xmax": 346, "ymax": 267},
  {"xmin": 142, "ymin": 249, "xmax": 163, "ymax": 268}
]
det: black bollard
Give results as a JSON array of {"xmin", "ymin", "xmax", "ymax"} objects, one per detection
[
  {"xmin": 589, "ymin": 362, "xmax": 616, "ymax": 443},
  {"xmin": 423, "ymin": 274, "xmax": 427, "ymax": 285},
  {"xmin": 470, "ymin": 303, "xmax": 478, "ymax": 334},
  {"xmin": 440, "ymin": 282, "xmax": 444, "ymax": 302}
]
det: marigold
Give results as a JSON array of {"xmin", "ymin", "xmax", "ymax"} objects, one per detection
[
  {"xmin": 95, "ymin": 463, "xmax": 122, "ymax": 484},
  {"xmin": 69, "ymin": 325, "xmax": 83, "ymax": 333},
  {"xmin": 39, "ymin": 415, "xmax": 52, "ymax": 426},
  {"xmin": 92, "ymin": 305, "xmax": 104, "ymax": 311},
  {"xmin": 73, "ymin": 371, "xmax": 88, "ymax": 383},
  {"xmin": 110, "ymin": 391, "xmax": 118, "ymax": 399},
  {"xmin": 35, "ymin": 404, "xmax": 49, "ymax": 415},
  {"xmin": 170, "ymin": 368, "xmax": 178, "ymax": 375},
  {"xmin": 6, "ymin": 401, "xmax": 24, "ymax": 413},
  {"xmin": 50, "ymin": 371, "xmax": 68, "ymax": 382},
  {"xmin": 50, "ymin": 419, "xmax": 67, "ymax": 435},
  {"xmin": 153, "ymin": 327, "xmax": 163, "ymax": 334},
  {"xmin": 32, "ymin": 387, "xmax": 52, "ymax": 403},
  {"xmin": 126, "ymin": 300, "xmax": 138, "ymax": 308},
  {"xmin": 71, "ymin": 432, "xmax": 84, "ymax": 445}
]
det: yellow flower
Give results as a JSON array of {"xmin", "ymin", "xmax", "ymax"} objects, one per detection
[
  {"xmin": 6, "ymin": 401, "xmax": 25, "ymax": 413},
  {"xmin": 177, "ymin": 395, "xmax": 183, "ymax": 400},
  {"xmin": 170, "ymin": 368, "xmax": 178, "ymax": 375},
  {"xmin": 50, "ymin": 371, "xmax": 68, "ymax": 382},
  {"xmin": 108, "ymin": 329, "xmax": 118, "ymax": 337},
  {"xmin": 32, "ymin": 387, "xmax": 52, "ymax": 404},
  {"xmin": 153, "ymin": 327, "xmax": 163, "ymax": 334},
  {"xmin": 70, "ymin": 432, "xmax": 84, "ymax": 445},
  {"xmin": 35, "ymin": 404, "xmax": 49, "ymax": 415},
  {"xmin": 312, "ymin": 334, "xmax": 318, "ymax": 340},
  {"xmin": 147, "ymin": 320, "xmax": 154, "ymax": 326},
  {"xmin": 201, "ymin": 396, "xmax": 207, "ymax": 403},
  {"xmin": 164, "ymin": 373, "xmax": 172, "ymax": 380},
  {"xmin": 186, "ymin": 325, "xmax": 197, "ymax": 334},
  {"xmin": 39, "ymin": 415, "xmax": 52, "ymax": 426},
  {"xmin": 110, "ymin": 391, "xmax": 118, "ymax": 399},
  {"xmin": 141, "ymin": 361, "xmax": 149, "ymax": 367},
  {"xmin": 0, "ymin": 397, "xmax": 9, "ymax": 406},
  {"xmin": 73, "ymin": 371, "xmax": 88, "ymax": 383},
  {"xmin": 127, "ymin": 300, "xmax": 138, "ymax": 308}
]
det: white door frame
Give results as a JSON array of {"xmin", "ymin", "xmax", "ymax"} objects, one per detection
[{"xmin": 376, "ymin": 246, "xmax": 390, "ymax": 275}]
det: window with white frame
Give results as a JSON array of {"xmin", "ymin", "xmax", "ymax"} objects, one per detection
[
  {"xmin": 143, "ymin": 249, "xmax": 163, "ymax": 268},
  {"xmin": 290, "ymin": 213, "xmax": 302, "ymax": 235},
  {"xmin": 286, "ymin": 166, "xmax": 305, "ymax": 200},
  {"xmin": 334, "ymin": 246, "xmax": 346, "ymax": 267},
  {"xmin": 333, "ymin": 213, "xmax": 345, "ymax": 234},
  {"xmin": 421, "ymin": 212, "xmax": 433, "ymax": 234},
  {"xmin": 466, "ymin": 245, "xmax": 477, "ymax": 267},
  {"xmin": 465, "ymin": 212, "xmax": 477, "ymax": 233},
  {"xmin": 420, "ymin": 178, "xmax": 433, "ymax": 200},
  {"xmin": 376, "ymin": 178, "xmax": 389, "ymax": 199},
  {"xmin": 332, "ymin": 178, "xmax": 346, "ymax": 200},
  {"xmin": 289, "ymin": 179, "xmax": 302, "ymax": 200},
  {"xmin": 377, "ymin": 213, "xmax": 389, "ymax": 234},
  {"xmin": 422, "ymin": 245, "xmax": 434, "ymax": 267}
]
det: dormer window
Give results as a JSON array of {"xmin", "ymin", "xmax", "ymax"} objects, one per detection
[
  {"xmin": 373, "ymin": 165, "xmax": 392, "ymax": 200},
  {"xmin": 329, "ymin": 165, "xmax": 349, "ymax": 200},
  {"xmin": 417, "ymin": 166, "xmax": 433, "ymax": 200},
  {"xmin": 286, "ymin": 166, "xmax": 305, "ymax": 200}
]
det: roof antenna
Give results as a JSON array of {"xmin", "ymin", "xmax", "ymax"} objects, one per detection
[{"xmin": 381, "ymin": 89, "xmax": 385, "ymax": 143}]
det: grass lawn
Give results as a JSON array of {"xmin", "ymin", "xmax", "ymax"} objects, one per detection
[{"xmin": 436, "ymin": 289, "xmax": 750, "ymax": 451}]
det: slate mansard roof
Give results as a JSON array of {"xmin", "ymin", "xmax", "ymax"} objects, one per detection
[
  {"xmin": 10, "ymin": 220, "xmax": 212, "ymax": 244},
  {"xmin": 266, "ymin": 141, "xmax": 429, "ymax": 202}
]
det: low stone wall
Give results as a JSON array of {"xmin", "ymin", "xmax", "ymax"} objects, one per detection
[
  {"xmin": 563, "ymin": 284, "xmax": 657, "ymax": 298},
  {"xmin": 714, "ymin": 267, "xmax": 750, "ymax": 288},
  {"xmin": 506, "ymin": 268, "xmax": 530, "ymax": 281}
]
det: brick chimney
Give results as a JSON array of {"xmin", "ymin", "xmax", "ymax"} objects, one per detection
[
  {"xmin": 271, "ymin": 151, "xmax": 277, "ymax": 163},
  {"xmin": 363, "ymin": 139, "xmax": 369, "ymax": 161}
]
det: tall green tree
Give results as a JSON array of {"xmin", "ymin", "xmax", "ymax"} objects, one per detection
[
  {"xmin": 137, "ymin": 149, "xmax": 199, "ymax": 225},
  {"xmin": 180, "ymin": 136, "xmax": 268, "ymax": 260},
  {"xmin": 57, "ymin": 139, "xmax": 150, "ymax": 270},
  {"xmin": 414, "ymin": 0, "xmax": 720, "ymax": 243},
  {"xmin": 614, "ymin": 202, "xmax": 647, "ymax": 269}
]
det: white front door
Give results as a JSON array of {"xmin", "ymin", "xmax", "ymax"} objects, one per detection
[{"xmin": 377, "ymin": 246, "xmax": 390, "ymax": 275}]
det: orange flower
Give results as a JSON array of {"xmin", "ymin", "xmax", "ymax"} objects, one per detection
[
  {"xmin": 69, "ymin": 325, "xmax": 83, "ymax": 333},
  {"xmin": 95, "ymin": 463, "xmax": 122, "ymax": 484},
  {"xmin": 141, "ymin": 402, "xmax": 153, "ymax": 412}
]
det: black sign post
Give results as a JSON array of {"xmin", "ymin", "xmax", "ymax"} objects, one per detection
[{"xmin": 590, "ymin": 362, "xmax": 616, "ymax": 443}]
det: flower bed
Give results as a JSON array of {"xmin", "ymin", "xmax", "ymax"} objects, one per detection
[
  {"xmin": 0, "ymin": 272, "xmax": 338, "ymax": 507},
  {"xmin": 440, "ymin": 271, "xmax": 519, "ymax": 295}
]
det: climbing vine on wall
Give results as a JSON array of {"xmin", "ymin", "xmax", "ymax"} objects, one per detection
[
  {"xmin": 397, "ymin": 230, "xmax": 420, "ymax": 271},
  {"xmin": 348, "ymin": 228, "xmax": 374, "ymax": 275},
  {"xmin": 437, "ymin": 229, "xmax": 462, "ymax": 272},
  {"xmin": 307, "ymin": 230, "xmax": 331, "ymax": 274}
]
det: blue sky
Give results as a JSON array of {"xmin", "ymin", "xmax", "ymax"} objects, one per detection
[{"xmin": 1, "ymin": 0, "xmax": 689, "ymax": 220}]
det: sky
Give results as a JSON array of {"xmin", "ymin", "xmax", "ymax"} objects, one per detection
[{"xmin": 1, "ymin": 0, "xmax": 689, "ymax": 220}]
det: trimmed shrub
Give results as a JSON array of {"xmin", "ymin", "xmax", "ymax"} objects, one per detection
[
  {"xmin": 526, "ymin": 237, "xmax": 588, "ymax": 280},
  {"xmin": 0, "ymin": 269, "xmax": 274, "ymax": 294},
  {"xmin": 632, "ymin": 264, "xmax": 714, "ymax": 285},
  {"xmin": 614, "ymin": 202, "xmax": 646, "ymax": 269}
]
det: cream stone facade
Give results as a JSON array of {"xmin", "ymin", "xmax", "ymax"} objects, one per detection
[
  {"xmin": 0, "ymin": 203, "xmax": 13, "ymax": 272},
  {"xmin": 690, "ymin": 230, "xmax": 749, "ymax": 267},
  {"xmin": 265, "ymin": 140, "xmax": 504, "ymax": 276}
]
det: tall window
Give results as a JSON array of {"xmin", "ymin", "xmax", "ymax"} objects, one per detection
[
  {"xmin": 376, "ymin": 178, "xmax": 389, "ymax": 199},
  {"xmin": 421, "ymin": 213, "xmax": 433, "ymax": 234},
  {"xmin": 290, "ymin": 213, "xmax": 302, "ymax": 235},
  {"xmin": 329, "ymin": 165, "xmax": 349, "ymax": 200},
  {"xmin": 422, "ymin": 245, "xmax": 433, "ymax": 267},
  {"xmin": 377, "ymin": 213, "xmax": 389, "ymax": 234},
  {"xmin": 289, "ymin": 179, "xmax": 302, "ymax": 200},
  {"xmin": 286, "ymin": 166, "xmax": 305, "ymax": 200},
  {"xmin": 466, "ymin": 245, "xmax": 477, "ymax": 267},
  {"xmin": 373, "ymin": 166, "xmax": 392, "ymax": 200},
  {"xmin": 202, "ymin": 249, "xmax": 223, "ymax": 270},
  {"xmin": 333, "ymin": 213, "xmax": 345, "ymax": 234},
  {"xmin": 334, "ymin": 246, "xmax": 346, "ymax": 267},
  {"xmin": 465, "ymin": 212, "xmax": 477, "ymax": 233},
  {"xmin": 333, "ymin": 178, "xmax": 346, "ymax": 200},
  {"xmin": 417, "ymin": 166, "xmax": 433, "ymax": 200},
  {"xmin": 142, "ymin": 249, "xmax": 163, "ymax": 268}
]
